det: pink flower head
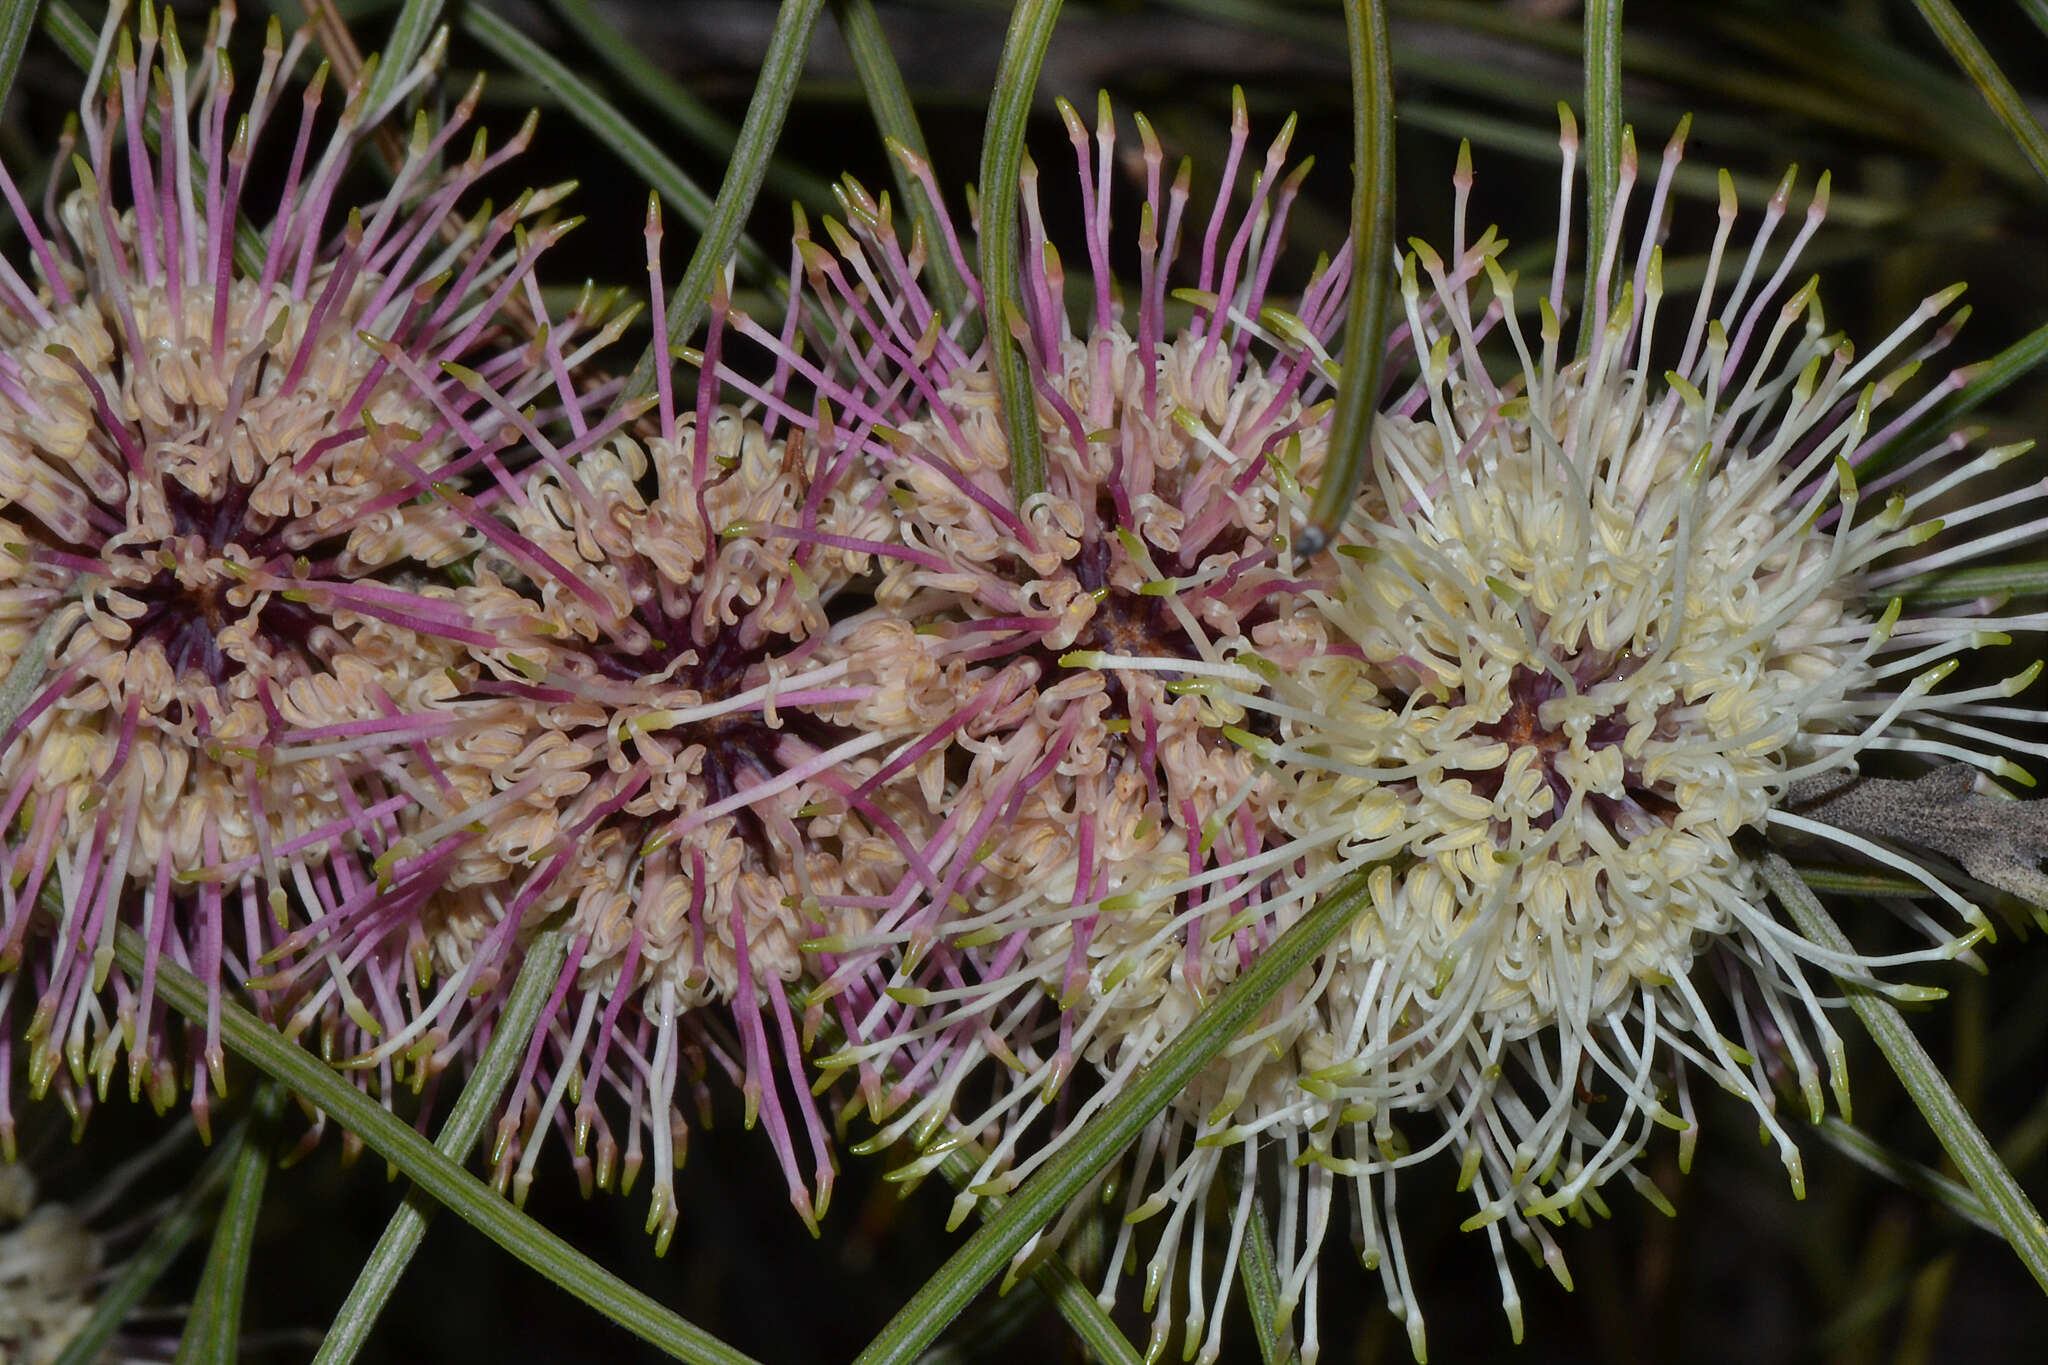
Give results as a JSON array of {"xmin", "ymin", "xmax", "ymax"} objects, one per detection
[
  {"xmin": 0, "ymin": 3, "xmax": 596, "ymax": 1145},
  {"xmin": 776, "ymin": 92, "xmax": 1354, "ymax": 1359},
  {"xmin": 309, "ymin": 200, "xmax": 953, "ymax": 1248}
]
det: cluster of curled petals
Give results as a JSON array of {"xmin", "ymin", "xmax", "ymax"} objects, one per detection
[
  {"xmin": 1200, "ymin": 125, "xmax": 2048, "ymax": 1357},
  {"xmin": 0, "ymin": 5, "xmax": 601, "ymax": 1147}
]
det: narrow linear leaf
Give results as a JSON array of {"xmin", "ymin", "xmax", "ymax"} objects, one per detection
[
  {"xmin": 978, "ymin": 0, "xmax": 1062, "ymax": 502},
  {"xmin": 53, "ymin": 1124, "xmax": 239, "ymax": 1365},
  {"xmin": 1238, "ymin": 1173, "xmax": 1297, "ymax": 1365},
  {"xmin": 934, "ymin": 1149, "xmax": 1141, "ymax": 1365},
  {"xmin": 546, "ymin": 0, "xmax": 836, "ymax": 214},
  {"xmin": 0, "ymin": 0, "xmax": 39, "ymax": 113},
  {"xmin": 1580, "ymin": 0, "xmax": 1624, "ymax": 349},
  {"xmin": 107, "ymin": 923, "xmax": 766, "ymax": 1365},
  {"xmin": 852, "ymin": 871, "xmax": 1373, "ymax": 1365},
  {"xmin": 620, "ymin": 0, "xmax": 827, "ymax": 408},
  {"xmin": 2025, "ymin": 0, "xmax": 2048, "ymax": 41},
  {"xmin": 460, "ymin": 4, "xmax": 774, "ymax": 288},
  {"xmin": 1866, "ymin": 318, "xmax": 2048, "ymax": 482},
  {"xmin": 174, "ymin": 1082, "xmax": 288, "ymax": 1365},
  {"xmin": 829, "ymin": 0, "xmax": 969, "ymax": 323},
  {"xmin": 1303, "ymin": 0, "xmax": 1395, "ymax": 550},
  {"xmin": 364, "ymin": 0, "xmax": 443, "ymax": 115},
  {"xmin": 1878, "ymin": 560, "xmax": 2048, "ymax": 608},
  {"xmin": 1813, "ymin": 1116, "xmax": 1999, "ymax": 1236},
  {"xmin": 1909, "ymin": 0, "xmax": 2048, "ymax": 190},
  {"xmin": 313, "ymin": 928, "xmax": 575, "ymax": 1365},
  {"xmin": 1761, "ymin": 852, "xmax": 2048, "ymax": 1293},
  {"xmin": 1791, "ymin": 863, "xmax": 1947, "ymax": 899},
  {"xmin": 1015, "ymin": 1246, "xmax": 1137, "ymax": 1365}
]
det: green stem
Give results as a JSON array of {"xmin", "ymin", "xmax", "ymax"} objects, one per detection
[
  {"xmin": 852, "ymin": 871, "xmax": 1373, "ymax": 1365},
  {"xmin": 1302, "ymin": 0, "xmax": 1395, "ymax": 551},
  {"xmin": 1761, "ymin": 852, "xmax": 2048, "ymax": 1294},
  {"xmin": 312, "ymin": 929, "xmax": 575, "ymax": 1365},
  {"xmin": 978, "ymin": 0, "xmax": 1062, "ymax": 503}
]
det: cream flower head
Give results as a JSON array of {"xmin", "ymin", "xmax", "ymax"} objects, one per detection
[{"xmin": 1207, "ymin": 120, "xmax": 2044, "ymax": 1358}]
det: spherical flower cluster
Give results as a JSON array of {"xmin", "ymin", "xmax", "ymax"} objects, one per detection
[
  {"xmin": 0, "ymin": 4, "xmax": 597, "ymax": 1144},
  {"xmin": 1202, "ymin": 123, "xmax": 2045, "ymax": 1356},
  {"xmin": 264, "ymin": 200, "xmax": 959, "ymax": 1246},
  {"xmin": 783, "ymin": 94, "xmax": 1360, "ymax": 1360}
]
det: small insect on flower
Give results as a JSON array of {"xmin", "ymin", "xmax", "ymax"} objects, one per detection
[
  {"xmin": 317, "ymin": 198, "xmax": 955, "ymax": 1251},
  {"xmin": 0, "ymin": 3, "xmax": 593, "ymax": 1145},
  {"xmin": 1211, "ymin": 118, "xmax": 2048, "ymax": 1358},
  {"xmin": 783, "ymin": 92, "xmax": 1357, "ymax": 1362}
]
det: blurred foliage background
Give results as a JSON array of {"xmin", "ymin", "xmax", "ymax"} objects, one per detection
[{"xmin": 5, "ymin": 1, "xmax": 2048, "ymax": 1362}]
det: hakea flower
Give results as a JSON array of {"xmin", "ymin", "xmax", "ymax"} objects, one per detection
[
  {"xmin": 0, "ymin": 3, "xmax": 602, "ymax": 1145},
  {"xmin": 782, "ymin": 93, "xmax": 1355, "ymax": 1360},
  {"xmin": 1196, "ymin": 122, "xmax": 2048, "ymax": 1357},
  {"xmin": 286, "ymin": 200, "xmax": 950, "ymax": 1249},
  {"xmin": 0, "ymin": 1148, "xmax": 178, "ymax": 1362}
]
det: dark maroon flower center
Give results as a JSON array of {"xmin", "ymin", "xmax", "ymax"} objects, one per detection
[{"xmin": 1443, "ymin": 664, "xmax": 1679, "ymax": 840}]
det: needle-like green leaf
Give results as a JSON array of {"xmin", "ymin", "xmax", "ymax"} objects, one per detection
[
  {"xmin": 174, "ymin": 1082, "xmax": 287, "ymax": 1365},
  {"xmin": 978, "ymin": 0, "xmax": 1063, "ymax": 503},
  {"xmin": 546, "ymin": 0, "xmax": 836, "ymax": 215},
  {"xmin": 1910, "ymin": 0, "xmax": 2048, "ymax": 191},
  {"xmin": 830, "ymin": 0, "xmax": 969, "ymax": 324},
  {"xmin": 106, "ymin": 923, "xmax": 767, "ymax": 1365},
  {"xmin": 1762, "ymin": 852, "xmax": 2048, "ymax": 1295},
  {"xmin": 0, "ymin": 0, "xmax": 39, "ymax": 114},
  {"xmin": 1302, "ymin": 0, "xmax": 1395, "ymax": 551},
  {"xmin": 461, "ymin": 4, "xmax": 776, "ymax": 292},
  {"xmin": 313, "ymin": 929, "xmax": 575, "ymax": 1365},
  {"xmin": 1579, "ymin": 0, "xmax": 1623, "ymax": 352},
  {"xmin": 615, "ymin": 0, "xmax": 826, "ymax": 409},
  {"xmin": 363, "ymin": 0, "xmax": 443, "ymax": 115}
]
